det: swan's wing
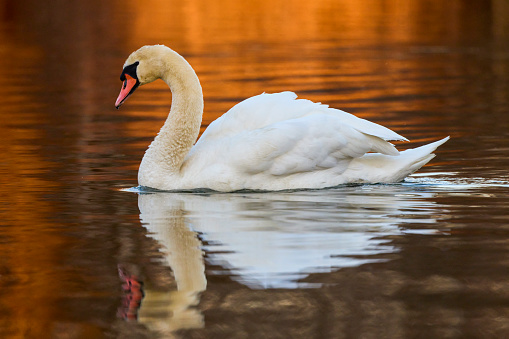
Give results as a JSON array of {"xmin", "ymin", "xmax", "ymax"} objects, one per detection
[
  {"xmin": 190, "ymin": 113, "xmax": 400, "ymax": 177},
  {"xmin": 187, "ymin": 91, "xmax": 409, "ymax": 178},
  {"xmin": 200, "ymin": 92, "xmax": 408, "ymax": 143},
  {"xmin": 233, "ymin": 114, "xmax": 401, "ymax": 176}
]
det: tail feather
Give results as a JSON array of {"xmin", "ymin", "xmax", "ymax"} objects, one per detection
[
  {"xmin": 398, "ymin": 136, "xmax": 450, "ymax": 174},
  {"xmin": 401, "ymin": 136, "xmax": 450, "ymax": 158},
  {"xmin": 347, "ymin": 136, "xmax": 449, "ymax": 183}
]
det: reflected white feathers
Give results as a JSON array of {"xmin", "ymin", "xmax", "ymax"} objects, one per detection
[
  {"xmin": 137, "ymin": 187, "xmax": 440, "ymax": 289},
  {"xmin": 118, "ymin": 45, "xmax": 449, "ymax": 191},
  {"xmin": 133, "ymin": 184, "xmax": 445, "ymax": 335}
]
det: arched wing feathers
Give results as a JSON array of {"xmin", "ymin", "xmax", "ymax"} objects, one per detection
[
  {"xmin": 200, "ymin": 92, "xmax": 408, "ymax": 142},
  {"xmin": 193, "ymin": 92, "xmax": 405, "ymax": 177}
]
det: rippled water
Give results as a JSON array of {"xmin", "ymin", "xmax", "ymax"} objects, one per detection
[{"xmin": 1, "ymin": 0, "xmax": 509, "ymax": 338}]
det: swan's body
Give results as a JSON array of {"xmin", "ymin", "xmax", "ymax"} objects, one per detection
[{"xmin": 116, "ymin": 45, "xmax": 449, "ymax": 192}]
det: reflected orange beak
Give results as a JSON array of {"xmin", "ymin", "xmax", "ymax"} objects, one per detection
[{"xmin": 115, "ymin": 74, "xmax": 139, "ymax": 109}]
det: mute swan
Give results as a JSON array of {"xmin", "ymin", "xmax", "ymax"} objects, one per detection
[{"xmin": 115, "ymin": 45, "xmax": 449, "ymax": 192}]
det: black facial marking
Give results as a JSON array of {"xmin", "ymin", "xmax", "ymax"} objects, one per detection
[{"xmin": 120, "ymin": 61, "xmax": 140, "ymax": 81}]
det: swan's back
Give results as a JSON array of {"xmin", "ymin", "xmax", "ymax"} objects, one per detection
[{"xmin": 199, "ymin": 92, "xmax": 408, "ymax": 143}]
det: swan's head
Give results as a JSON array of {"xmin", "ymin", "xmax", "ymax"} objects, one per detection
[{"xmin": 115, "ymin": 45, "xmax": 171, "ymax": 109}]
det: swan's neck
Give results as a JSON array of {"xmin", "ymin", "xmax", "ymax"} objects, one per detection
[{"xmin": 139, "ymin": 50, "xmax": 203, "ymax": 186}]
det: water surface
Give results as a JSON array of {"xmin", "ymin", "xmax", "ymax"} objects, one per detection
[{"xmin": 1, "ymin": 0, "xmax": 509, "ymax": 338}]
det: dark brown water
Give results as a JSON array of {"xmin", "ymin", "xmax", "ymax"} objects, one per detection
[{"xmin": 1, "ymin": 0, "xmax": 509, "ymax": 338}]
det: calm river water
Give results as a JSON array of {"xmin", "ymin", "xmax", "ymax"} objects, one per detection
[{"xmin": 1, "ymin": 0, "xmax": 509, "ymax": 338}]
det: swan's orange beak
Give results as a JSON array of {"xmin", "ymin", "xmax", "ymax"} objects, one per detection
[{"xmin": 115, "ymin": 74, "xmax": 139, "ymax": 109}]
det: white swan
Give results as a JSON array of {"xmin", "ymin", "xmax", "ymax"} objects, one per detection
[{"xmin": 115, "ymin": 45, "xmax": 449, "ymax": 192}]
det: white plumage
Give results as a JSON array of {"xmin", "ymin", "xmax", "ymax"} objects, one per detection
[{"xmin": 116, "ymin": 45, "xmax": 449, "ymax": 192}]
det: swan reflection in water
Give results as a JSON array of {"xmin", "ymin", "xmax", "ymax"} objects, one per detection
[
  {"xmin": 134, "ymin": 185, "xmax": 442, "ymax": 333},
  {"xmin": 135, "ymin": 194, "xmax": 207, "ymax": 333}
]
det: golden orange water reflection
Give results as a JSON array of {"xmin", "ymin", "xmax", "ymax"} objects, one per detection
[
  {"xmin": 0, "ymin": 44, "xmax": 67, "ymax": 338},
  {"xmin": 115, "ymin": 0, "xmax": 495, "ymax": 147},
  {"xmin": 0, "ymin": 0, "xmax": 507, "ymax": 337}
]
